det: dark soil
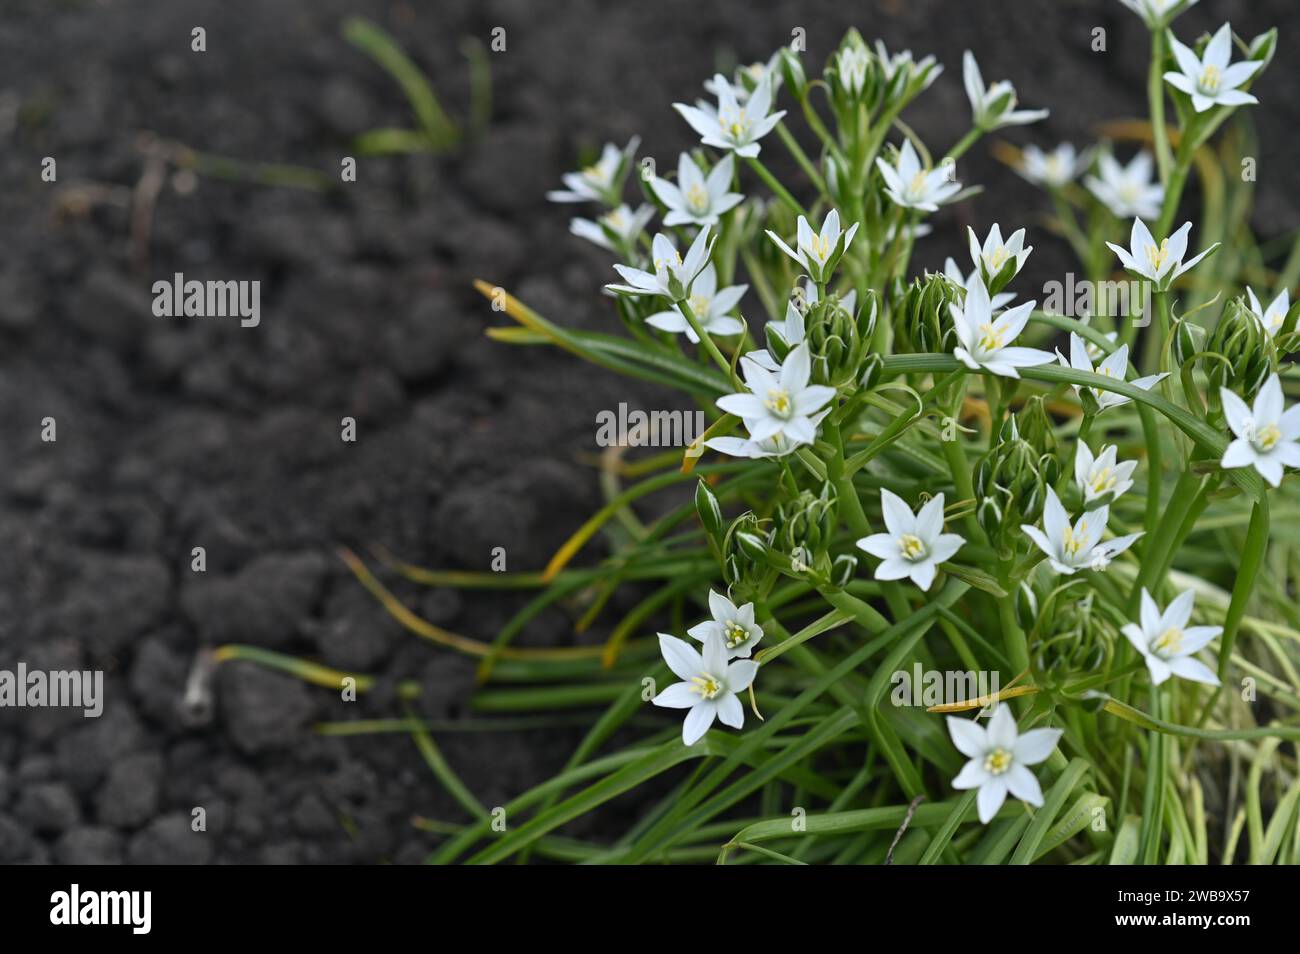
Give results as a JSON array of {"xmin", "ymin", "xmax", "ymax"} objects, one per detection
[{"xmin": 0, "ymin": 0, "xmax": 1294, "ymax": 863}]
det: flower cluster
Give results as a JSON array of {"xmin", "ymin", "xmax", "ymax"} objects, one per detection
[{"xmin": 517, "ymin": 12, "xmax": 1289, "ymax": 839}]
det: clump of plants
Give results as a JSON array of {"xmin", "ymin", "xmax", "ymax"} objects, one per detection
[{"xmin": 233, "ymin": 4, "xmax": 1300, "ymax": 864}]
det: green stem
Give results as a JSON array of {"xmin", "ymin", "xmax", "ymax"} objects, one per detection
[
  {"xmin": 775, "ymin": 121, "xmax": 828, "ymax": 196},
  {"xmin": 676, "ymin": 298, "xmax": 735, "ymax": 380},
  {"xmin": 944, "ymin": 127, "xmax": 983, "ymax": 163},
  {"xmin": 745, "ymin": 156, "xmax": 807, "ymax": 217},
  {"xmin": 1149, "ymin": 28, "xmax": 1173, "ymax": 183}
]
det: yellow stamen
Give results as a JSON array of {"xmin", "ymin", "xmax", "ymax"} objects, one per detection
[
  {"xmin": 899, "ymin": 533, "xmax": 926, "ymax": 560},
  {"xmin": 764, "ymin": 388, "xmax": 792, "ymax": 417},
  {"xmin": 983, "ymin": 747, "xmax": 1012, "ymax": 776},
  {"xmin": 1199, "ymin": 64, "xmax": 1221, "ymax": 93},
  {"xmin": 1154, "ymin": 627, "xmax": 1183, "ymax": 655},
  {"xmin": 723, "ymin": 621, "xmax": 749, "ymax": 649},
  {"xmin": 977, "ymin": 322, "xmax": 1005, "ymax": 352},
  {"xmin": 690, "ymin": 674, "xmax": 722, "ymax": 699},
  {"xmin": 1145, "ymin": 238, "xmax": 1171, "ymax": 273}
]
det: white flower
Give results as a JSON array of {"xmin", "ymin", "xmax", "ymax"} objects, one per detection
[
  {"xmin": 856, "ymin": 490, "xmax": 964, "ymax": 592},
  {"xmin": 874, "ymin": 41, "xmax": 942, "ymax": 89},
  {"xmin": 1085, "ymin": 152, "xmax": 1164, "ymax": 220},
  {"xmin": 1220, "ymin": 373, "xmax": 1300, "ymax": 487},
  {"xmin": 968, "ymin": 223, "xmax": 1032, "ymax": 286},
  {"xmin": 943, "ymin": 259, "xmax": 1015, "ymax": 310},
  {"xmin": 645, "ymin": 264, "xmax": 746, "ymax": 343},
  {"xmin": 687, "ymin": 590, "xmax": 763, "ymax": 658},
  {"xmin": 1165, "ymin": 23, "xmax": 1262, "ymax": 113},
  {"xmin": 1056, "ymin": 333, "xmax": 1167, "ymax": 412},
  {"xmin": 962, "ymin": 51, "xmax": 1048, "ymax": 130},
  {"xmin": 950, "ymin": 277, "xmax": 1052, "ymax": 378},
  {"xmin": 1076, "ymin": 442, "xmax": 1137, "ymax": 506},
  {"xmin": 653, "ymin": 633, "xmax": 758, "ymax": 745},
  {"xmin": 1022, "ymin": 486, "xmax": 1142, "ymax": 575},
  {"xmin": 1106, "ymin": 218, "xmax": 1217, "ymax": 290},
  {"xmin": 948, "ymin": 705, "xmax": 1063, "ymax": 823},
  {"xmin": 704, "ymin": 54, "xmax": 783, "ymax": 103},
  {"xmin": 704, "ymin": 419, "xmax": 825, "ymax": 459},
  {"xmin": 765, "ymin": 209, "xmax": 860, "ymax": 283},
  {"xmin": 547, "ymin": 137, "xmax": 639, "ymax": 204},
  {"xmin": 675, "ymin": 75, "xmax": 786, "ymax": 158},
  {"xmin": 1118, "ymin": 0, "xmax": 1199, "ymax": 30},
  {"xmin": 649, "ymin": 153, "xmax": 743, "ymax": 227},
  {"xmin": 836, "ymin": 43, "xmax": 871, "ymax": 96},
  {"xmin": 1122, "ymin": 589, "xmax": 1222, "ymax": 687},
  {"xmin": 1245, "ymin": 287, "xmax": 1290, "ymax": 338},
  {"xmin": 569, "ymin": 203, "xmax": 654, "ymax": 252},
  {"xmin": 876, "ymin": 139, "xmax": 962, "ymax": 212},
  {"xmin": 715, "ymin": 345, "xmax": 835, "ymax": 445},
  {"xmin": 1018, "ymin": 143, "xmax": 1081, "ymax": 189},
  {"xmin": 607, "ymin": 227, "xmax": 714, "ymax": 302}
]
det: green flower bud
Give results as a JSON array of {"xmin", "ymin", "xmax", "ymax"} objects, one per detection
[
  {"xmin": 1207, "ymin": 297, "xmax": 1272, "ymax": 392},
  {"xmin": 1031, "ymin": 594, "xmax": 1116, "ymax": 690},
  {"xmin": 894, "ymin": 273, "xmax": 958, "ymax": 354},
  {"xmin": 695, "ymin": 479, "xmax": 723, "ymax": 538},
  {"xmin": 1014, "ymin": 580, "xmax": 1039, "ymax": 633},
  {"xmin": 775, "ymin": 483, "xmax": 837, "ymax": 560},
  {"xmin": 779, "ymin": 46, "xmax": 808, "ymax": 100},
  {"xmin": 722, "ymin": 512, "xmax": 770, "ymax": 590},
  {"xmin": 1170, "ymin": 318, "xmax": 1199, "ymax": 367},
  {"xmin": 806, "ymin": 289, "xmax": 879, "ymax": 389}
]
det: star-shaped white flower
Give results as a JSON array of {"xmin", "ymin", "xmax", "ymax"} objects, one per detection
[
  {"xmin": 836, "ymin": 43, "xmax": 871, "ymax": 96},
  {"xmin": 1122, "ymin": 588, "xmax": 1222, "ymax": 686},
  {"xmin": 1107, "ymin": 218, "xmax": 1217, "ymax": 290},
  {"xmin": 704, "ymin": 54, "xmax": 783, "ymax": 104},
  {"xmin": 1220, "ymin": 373, "xmax": 1300, "ymax": 487},
  {"xmin": 874, "ymin": 41, "xmax": 942, "ymax": 89},
  {"xmin": 645, "ymin": 264, "xmax": 746, "ymax": 343},
  {"xmin": 856, "ymin": 490, "xmax": 964, "ymax": 592},
  {"xmin": 1165, "ymin": 23, "xmax": 1262, "ymax": 113},
  {"xmin": 607, "ymin": 227, "xmax": 714, "ymax": 302},
  {"xmin": 1085, "ymin": 151, "xmax": 1164, "ymax": 220},
  {"xmin": 1018, "ymin": 143, "xmax": 1081, "ymax": 189},
  {"xmin": 649, "ymin": 153, "xmax": 743, "ymax": 227},
  {"xmin": 876, "ymin": 139, "xmax": 961, "ymax": 212},
  {"xmin": 715, "ymin": 345, "xmax": 836, "ymax": 445},
  {"xmin": 1021, "ymin": 486, "xmax": 1142, "ymax": 575},
  {"xmin": 569, "ymin": 203, "xmax": 654, "ymax": 253},
  {"xmin": 950, "ymin": 277, "xmax": 1051, "ymax": 378},
  {"xmin": 962, "ymin": 50, "xmax": 1048, "ymax": 130},
  {"xmin": 1245, "ymin": 287, "xmax": 1289, "ymax": 339},
  {"xmin": 653, "ymin": 633, "xmax": 758, "ymax": 745},
  {"xmin": 766, "ymin": 209, "xmax": 860, "ymax": 283},
  {"xmin": 1118, "ymin": 0, "xmax": 1199, "ymax": 30},
  {"xmin": 687, "ymin": 590, "xmax": 763, "ymax": 659},
  {"xmin": 1076, "ymin": 442, "xmax": 1138, "ymax": 506},
  {"xmin": 675, "ymin": 75, "xmax": 786, "ymax": 158},
  {"xmin": 943, "ymin": 258, "xmax": 1015, "ymax": 310},
  {"xmin": 968, "ymin": 223, "xmax": 1032, "ymax": 287},
  {"xmin": 703, "ymin": 418, "xmax": 827, "ymax": 459},
  {"xmin": 1056, "ymin": 333, "xmax": 1167, "ymax": 412},
  {"xmin": 948, "ymin": 705, "xmax": 1063, "ymax": 823},
  {"xmin": 547, "ymin": 137, "xmax": 639, "ymax": 204}
]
